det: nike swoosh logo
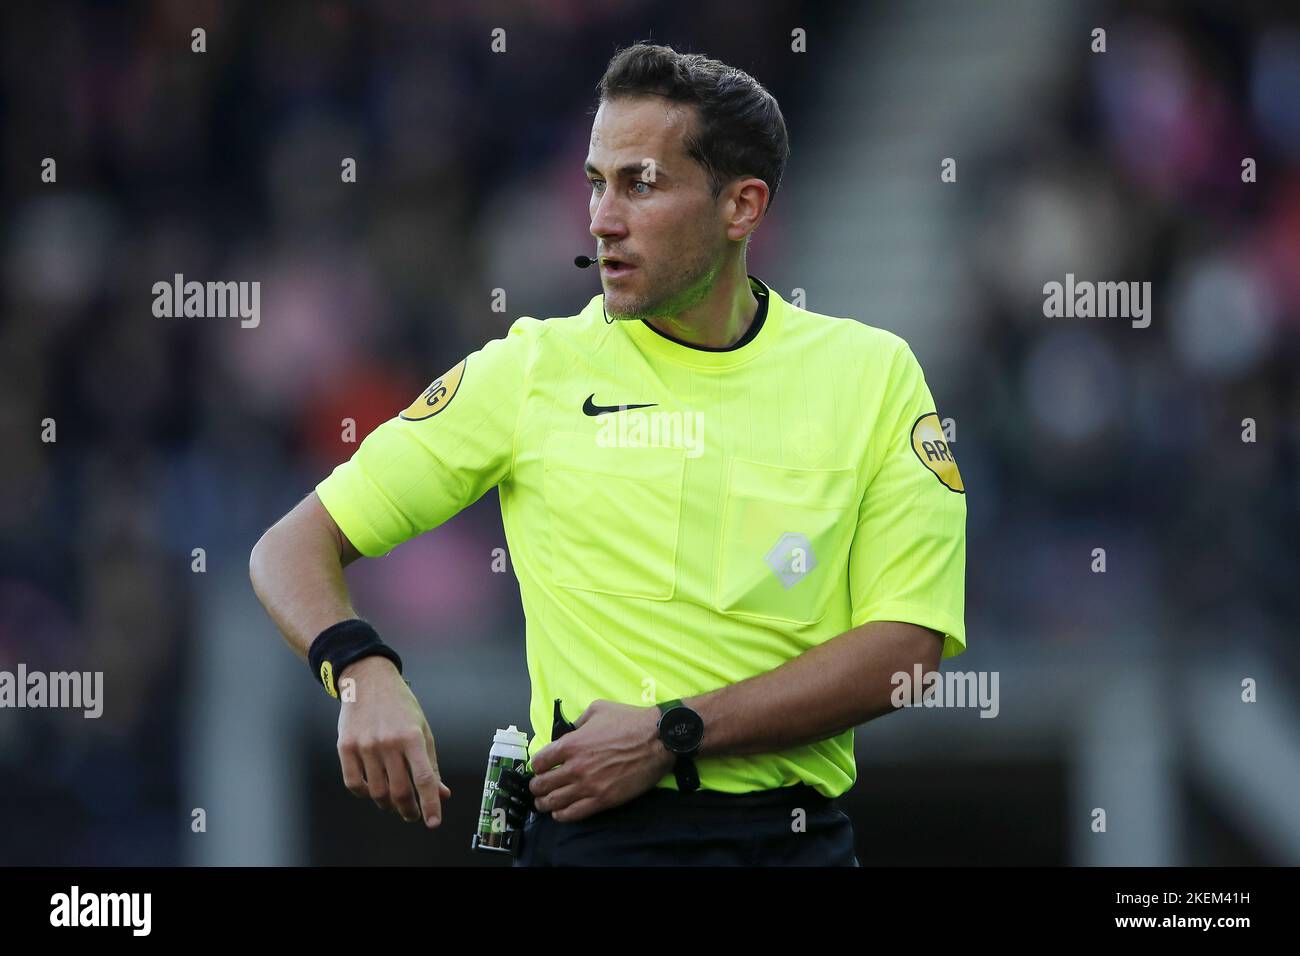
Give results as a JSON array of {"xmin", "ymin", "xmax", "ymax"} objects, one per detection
[{"xmin": 583, "ymin": 394, "xmax": 657, "ymax": 416}]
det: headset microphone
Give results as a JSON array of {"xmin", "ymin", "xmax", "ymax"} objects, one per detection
[{"xmin": 576, "ymin": 254, "xmax": 616, "ymax": 323}]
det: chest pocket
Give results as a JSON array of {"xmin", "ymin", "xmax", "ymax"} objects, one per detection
[
  {"xmin": 714, "ymin": 458, "xmax": 858, "ymax": 625},
  {"xmin": 542, "ymin": 431, "xmax": 686, "ymax": 600}
]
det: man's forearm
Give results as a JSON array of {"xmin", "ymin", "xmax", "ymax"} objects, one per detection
[
  {"xmin": 249, "ymin": 494, "xmax": 361, "ymax": 661},
  {"xmin": 682, "ymin": 620, "xmax": 943, "ymax": 758}
]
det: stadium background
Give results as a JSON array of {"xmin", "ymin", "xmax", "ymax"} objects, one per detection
[{"xmin": 1, "ymin": 0, "xmax": 1298, "ymax": 865}]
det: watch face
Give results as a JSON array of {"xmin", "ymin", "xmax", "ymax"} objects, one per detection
[{"xmin": 659, "ymin": 706, "xmax": 704, "ymax": 754}]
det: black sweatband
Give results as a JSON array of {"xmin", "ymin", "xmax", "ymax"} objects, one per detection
[{"xmin": 307, "ymin": 618, "xmax": 403, "ymax": 698}]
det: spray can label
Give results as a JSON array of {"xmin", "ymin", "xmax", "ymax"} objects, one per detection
[{"xmin": 472, "ymin": 725, "xmax": 529, "ymax": 854}]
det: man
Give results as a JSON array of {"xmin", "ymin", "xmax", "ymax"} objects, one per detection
[{"xmin": 250, "ymin": 42, "xmax": 966, "ymax": 866}]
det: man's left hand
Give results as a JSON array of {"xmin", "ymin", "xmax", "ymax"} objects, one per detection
[{"xmin": 528, "ymin": 700, "xmax": 676, "ymax": 822}]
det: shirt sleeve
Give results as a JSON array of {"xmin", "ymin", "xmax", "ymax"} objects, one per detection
[
  {"xmin": 314, "ymin": 316, "xmax": 542, "ymax": 558},
  {"xmin": 848, "ymin": 340, "xmax": 967, "ymax": 658}
]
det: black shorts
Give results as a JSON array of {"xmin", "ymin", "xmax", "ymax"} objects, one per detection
[{"xmin": 511, "ymin": 783, "xmax": 859, "ymax": 867}]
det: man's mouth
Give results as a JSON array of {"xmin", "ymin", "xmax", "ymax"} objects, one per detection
[{"xmin": 600, "ymin": 257, "xmax": 636, "ymax": 277}]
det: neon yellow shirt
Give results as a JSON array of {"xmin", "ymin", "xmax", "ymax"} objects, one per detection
[{"xmin": 315, "ymin": 276, "xmax": 966, "ymax": 797}]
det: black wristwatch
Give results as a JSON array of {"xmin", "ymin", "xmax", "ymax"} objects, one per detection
[{"xmin": 656, "ymin": 699, "xmax": 703, "ymax": 793}]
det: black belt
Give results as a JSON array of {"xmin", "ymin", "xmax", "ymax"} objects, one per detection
[{"xmin": 529, "ymin": 783, "xmax": 834, "ymax": 827}]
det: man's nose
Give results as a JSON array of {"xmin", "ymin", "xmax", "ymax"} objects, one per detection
[{"xmin": 589, "ymin": 192, "xmax": 626, "ymax": 241}]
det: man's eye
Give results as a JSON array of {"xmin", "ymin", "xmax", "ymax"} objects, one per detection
[
  {"xmin": 632, "ymin": 181, "xmax": 652, "ymax": 194},
  {"xmin": 589, "ymin": 179, "xmax": 604, "ymax": 191}
]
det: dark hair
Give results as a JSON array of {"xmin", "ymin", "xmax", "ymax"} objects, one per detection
[{"xmin": 596, "ymin": 42, "xmax": 790, "ymax": 213}]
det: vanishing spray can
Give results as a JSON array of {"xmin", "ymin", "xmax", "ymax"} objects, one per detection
[{"xmin": 471, "ymin": 724, "xmax": 529, "ymax": 854}]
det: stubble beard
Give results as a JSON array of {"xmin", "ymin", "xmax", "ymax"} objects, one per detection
[{"xmin": 603, "ymin": 249, "xmax": 723, "ymax": 324}]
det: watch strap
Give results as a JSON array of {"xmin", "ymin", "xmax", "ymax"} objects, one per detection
[{"xmin": 673, "ymin": 754, "xmax": 701, "ymax": 793}]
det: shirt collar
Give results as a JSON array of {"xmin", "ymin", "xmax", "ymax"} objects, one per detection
[{"xmin": 612, "ymin": 275, "xmax": 783, "ymax": 370}]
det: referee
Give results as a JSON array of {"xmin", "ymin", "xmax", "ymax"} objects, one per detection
[{"xmin": 250, "ymin": 42, "xmax": 966, "ymax": 866}]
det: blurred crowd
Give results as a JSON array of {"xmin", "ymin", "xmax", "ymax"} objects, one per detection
[
  {"xmin": 0, "ymin": 1, "xmax": 1295, "ymax": 863},
  {"xmin": 950, "ymin": 4, "xmax": 1300, "ymax": 660}
]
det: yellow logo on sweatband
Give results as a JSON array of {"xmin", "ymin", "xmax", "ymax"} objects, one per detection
[{"xmin": 320, "ymin": 660, "xmax": 338, "ymax": 698}]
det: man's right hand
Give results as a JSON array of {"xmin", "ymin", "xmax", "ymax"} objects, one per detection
[{"xmin": 335, "ymin": 655, "xmax": 452, "ymax": 828}]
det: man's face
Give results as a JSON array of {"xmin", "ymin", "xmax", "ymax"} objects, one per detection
[{"xmin": 586, "ymin": 96, "xmax": 727, "ymax": 321}]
